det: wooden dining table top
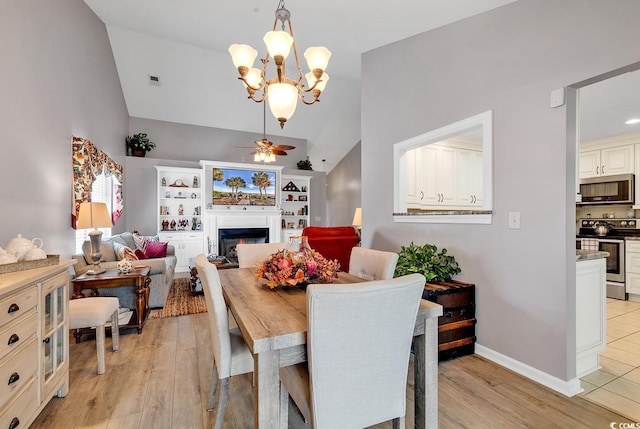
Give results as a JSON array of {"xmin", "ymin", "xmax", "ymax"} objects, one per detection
[{"xmin": 218, "ymin": 268, "xmax": 442, "ymax": 355}]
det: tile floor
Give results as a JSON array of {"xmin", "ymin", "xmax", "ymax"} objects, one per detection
[{"xmin": 580, "ymin": 298, "xmax": 640, "ymax": 421}]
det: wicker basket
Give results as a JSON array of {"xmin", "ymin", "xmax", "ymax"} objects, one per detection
[{"xmin": 0, "ymin": 255, "xmax": 60, "ymax": 275}]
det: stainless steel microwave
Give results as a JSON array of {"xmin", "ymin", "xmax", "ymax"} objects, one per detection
[{"xmin": 578, "ymin": 174, "xmax": 634, "ymax": 205}]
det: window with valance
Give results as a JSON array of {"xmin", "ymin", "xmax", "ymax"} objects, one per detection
[{"xmin": 71, "ymin": 136, "xmax": 123, "ymax": 229}]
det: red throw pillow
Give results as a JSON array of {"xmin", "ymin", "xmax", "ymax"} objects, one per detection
[
  {"xmin": 134, "ymin": 248, "xmax": 149, "ymax": 260},
  {"xmin": 145, "ymin": 241, "xmax": 168, "ymax": 258}
]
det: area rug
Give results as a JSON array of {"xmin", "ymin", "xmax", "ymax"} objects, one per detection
[{"xmin": 149, "ymin": 277, "xmax": 207, "ymax": 319}]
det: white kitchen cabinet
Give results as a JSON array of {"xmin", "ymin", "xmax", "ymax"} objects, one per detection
[
  {"xmin": 579, "ymin": 145, "xmax": 633, "ymax": 178},
  {"xmin": 0, "ymin": 261, "xmax": 74, "ymax": 428},
  {"xmin": 626, "ymin": 240, "xmax": 640, "ymax": 295},
  {"xmin": 406, "ymin": 141, "xmax": 482, "ymax": 209},
  {"xmin": 576, "ymin": 257, "xmax": 607, "ymax": 377},
  {"xmin": 157, "ymin": 232, "xmax": 204, "ymax": 273}
]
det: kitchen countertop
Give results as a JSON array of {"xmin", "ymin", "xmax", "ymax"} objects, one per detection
[{"xmin": 576, "ymin": 250, "xmax": 609, "ymax": 261}]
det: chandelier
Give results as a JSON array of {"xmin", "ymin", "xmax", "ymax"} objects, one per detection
[{"xmin": 228, "ymin": 0, "xmax": 331, "ymax": 129}]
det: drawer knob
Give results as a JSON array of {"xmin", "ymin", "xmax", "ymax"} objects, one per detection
[
  {"xmin": 445, "ymin": 311, "xmax": 453, "ymax": 318},
  {"xmin": 7, "ymin": 372, "xmax": 19, "ymax": 385},
  {"xmin": 7, "ymin": 334, "xmax": 19, "ymax": 345},
  {"xmin": 7, "ymin": 303, "xmax": 19, "ymax": 314},
  {"xmin": 9, "ymin": 417, "xmax": 19, "ymax": 429}
]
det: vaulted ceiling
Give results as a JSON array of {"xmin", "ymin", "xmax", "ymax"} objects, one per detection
[{"xmin": 84, "ymin": 0, "xmax": 640, "ymax": 171}]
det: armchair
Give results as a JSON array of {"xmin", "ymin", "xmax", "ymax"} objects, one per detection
[{"xmin": 301, "ymin": 226, "xmax": 359, "ymax": 272}]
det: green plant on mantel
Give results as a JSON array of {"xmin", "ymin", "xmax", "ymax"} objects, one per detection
[
  {"xmin": 394, "ymin": 242, "xmax": 461, "ymax": 282},
  {"xmin": 126, "ymin": 133, "xmax": 156, "ymax": 155},
  {"xmin": 297, "ymin": 159, "xmax": 313, "ymax": 170}
]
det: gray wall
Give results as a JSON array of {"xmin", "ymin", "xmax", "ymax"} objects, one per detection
[
  {"xmin": 362, "ymin": 0, "xmax": 640, "ymax": 382},
  {"xmin": 129, "ymin": 117, "xmax": 308, "ymax": 170},
  {"xmin": 327, "ymin": 142, "xmax": 361, "ymax": 226},
  {"xmin": 0, "ymin": 0, "xmax": 129, "ymax": 257}
]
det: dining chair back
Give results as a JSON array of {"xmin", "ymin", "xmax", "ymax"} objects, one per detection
[
  {"xmin": 348, "ymin": 247, "xmax": 399, "ymax": 281},
  {"xmin": 236, "ymin": 242, "xmax": 288, "ymax": 268},
  {"xmin": 280, "ymin": 273, "xmax": 425, "ymax": 428},
  {"xmin": 195, "ymin": 254, "xmax": 254, "ymax": 429}
]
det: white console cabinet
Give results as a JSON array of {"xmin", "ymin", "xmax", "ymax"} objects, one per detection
[{"xmin": 0, "ymin": 261, "xmax": 74, "ymax": 428}]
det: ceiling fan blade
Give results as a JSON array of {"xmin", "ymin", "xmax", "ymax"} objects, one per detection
[
  {"xmin": 255, "ymin": 139, "xmax": 273, "ymax": 148},
  {"xmin": 271, "ymin": 150, "xmax": 288, "ymax": 156},
  {"xmin": 272, "ymin": 144, "xmax": 295, "ymax": 151}
]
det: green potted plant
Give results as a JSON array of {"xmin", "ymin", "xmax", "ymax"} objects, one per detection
[
  {"xmin": 394, "ymin": 242, "xmax": 461, "ymax": 283},
  {"xmin": 126, "ymin": 133, "xmax": 156, "ymax": 157},
  {"xmin": 297, "ymin": 159, "xmax": 313, "ymax": 170}
]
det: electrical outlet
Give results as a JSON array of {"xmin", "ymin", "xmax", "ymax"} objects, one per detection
[{"xmin": 509, "ymin": 212, "xmax": 521, "ymax": 229}]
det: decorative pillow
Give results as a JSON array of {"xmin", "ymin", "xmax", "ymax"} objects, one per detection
[
  {"xmin": 132, "ymin": 233, "xmax": 159, "ymax": 254},
  {"xmin": 134, "ymin": 248, "xmax": 149, "ymax": 260},
  {"xmin": 145, "ymin": 241, "xmax": 168, "ymax": 258},
  {"xmin": 113, "ymin": 242, "xmax": 139, "ymax": 261}
]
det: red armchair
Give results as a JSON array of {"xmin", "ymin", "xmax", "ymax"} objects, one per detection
[{"xmin": 302, "ymin": 226, "xmax": 360, "ymax": 272}]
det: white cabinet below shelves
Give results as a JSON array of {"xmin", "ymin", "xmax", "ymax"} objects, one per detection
[{"xmin": 158, "ymin": 232, "xmax": 204, "ymax": 273}]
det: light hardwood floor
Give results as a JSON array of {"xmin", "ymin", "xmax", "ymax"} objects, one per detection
[{"xmin": 32, "ymin": 313, "xmax": 633, "ymax": 429}]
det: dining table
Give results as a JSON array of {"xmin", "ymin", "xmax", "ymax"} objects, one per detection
[{"xmin": 218, "ymin": 268, "xmax": 443, "ymax": 429}]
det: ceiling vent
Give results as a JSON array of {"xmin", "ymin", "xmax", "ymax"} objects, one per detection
[{"xmin": 148, "ymin": 75, "xmax": 160, "ymax": 86}]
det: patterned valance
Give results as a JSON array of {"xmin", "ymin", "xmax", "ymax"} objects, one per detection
[{"xmin": 71, "ymin": 136, "xmax": 123, "ymax": 228}]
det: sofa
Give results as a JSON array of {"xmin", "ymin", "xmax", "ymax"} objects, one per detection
[
  {"xmin": 302, "ymin": 226, "xmax": 360, "ymax": 272},
  {"xmin": 72, "ymin": 232, "xmax": 177, "ymax": 309}
]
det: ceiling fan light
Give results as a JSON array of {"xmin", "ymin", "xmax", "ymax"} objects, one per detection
[
  {"xmin": 254, "ymin": 152, "xmax": 261, "ymax": 162},
  {"xmin": 306, "ymin": 71, "xmax": 330, "ymax": 92},
  {"xmin": 269, "ymin": 152, "xmax": 276, "ymax": 162},
  {"xmin": 263, "ymin": 31, "xmax": 293, "ymax": 60},
  {"xmin": 259, "ymin": 151, "xmax": 267, "ymax": 161},
  {"xmin": 268, "ymin": 83, "xmax": 298, "ymax": 124},
  {"xmin": 229, "ymin": 44, "xmax": 258, "ymax": 70},
  {"xmin": 304, "ymin": 46, "xmax": 331, "ymax": 72}
]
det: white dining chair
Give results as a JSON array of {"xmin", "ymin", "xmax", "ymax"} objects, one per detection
[
  {"xmin": 194, "ymin": 254, "xmax": 254, "ymax": 429},
  {"xmin": 280, "ymin": 273, "xmax": 425, "ymax": 428},
  {"xmin": 236, "ymin": 242, "xmax": 287, "ymax": 268},
  {"xmin": 348, "ymin": 247, "xmax": 399, "ymax": 281}
]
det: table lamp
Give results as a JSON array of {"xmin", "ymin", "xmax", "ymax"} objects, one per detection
[
  {"xmin": 352, "ymin": 207, "xmax": 362, "ymax": 243},
  {"xmin": 77, "ymin": 202, "xmax": 113, "ymax": 275}
]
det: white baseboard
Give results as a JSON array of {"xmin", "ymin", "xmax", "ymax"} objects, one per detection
[{"xmin": 475, "ymin": 343, "xmax": 583, "ymax": 397}]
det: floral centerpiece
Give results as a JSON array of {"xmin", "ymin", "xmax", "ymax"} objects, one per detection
[{"xmin": 255, "ymin": 237, "xmax": 340, "ymax": 289}]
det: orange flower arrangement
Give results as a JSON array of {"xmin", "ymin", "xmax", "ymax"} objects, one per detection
[{"xmin": 255, "ymin": 249, "xmax": 340, "ymax": 289}]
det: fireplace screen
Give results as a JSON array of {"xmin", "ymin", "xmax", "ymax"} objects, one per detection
[{"xmin": 218, "ymin": 228, "xmax": 269, "ymax": 262}]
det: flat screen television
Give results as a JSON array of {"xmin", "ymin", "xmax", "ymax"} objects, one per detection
[{"xmin": 212, "ymin": 167, "xmax": 277, "ymax": 206}]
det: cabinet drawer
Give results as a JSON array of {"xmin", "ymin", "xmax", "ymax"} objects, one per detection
[
  {"xmin": 0, "ymin": 313, "xmax": 37, "ymax": 361},
  {"xmin": 627, "ymin": 273, "xmax": 640, "ymax": 294},
  {"xmin": 0, "ymin": 338, "xmax": 37, "ymax": 410},
  {"xmin": 0, "ymin": 287, "xmax": 37, "ymax": 330},
  {"xmin": 627, "ymin": 251, "xmax": 640, "ymax": 273},
  {"xmin": 41, "ymin": 271, "xmax": 68, "ymax": 296},
  {"xmin": 0, "ymin": 378, "xmax": 37, "ymax": 429},
  {"xmin": 626, "ymin": 241, "xmax": 640, "ymax": 253}
]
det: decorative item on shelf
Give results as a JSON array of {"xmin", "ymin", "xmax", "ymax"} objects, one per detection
[
  {"xmin": 161, "ymin": 177, "xmax": 167, "ymax": 187},
  {"xmin": 282, "ymin": 181, "xmax": 300, "ymax": 192},
  {"xmin": 117, "ymin": 259, "xmax": 133, "ymax": 274},
  {"xmin": 0, "ymin": 246, "xmax": 18, "ymax": 265},
  {"xmin": 255, "ymin": 236, "xmax": 340, "ymax": 289},
  {"xmin": 394, "ymin": 242, "xmax": 461, "ymax": 283},
  {"xmin": 170, "ymin": 179, "xmax": 188, "ymax": 187},
  {"xmin": 5, "ymin": 234, "xmax": 44, "ymax": 262},
  {"xmin": 298, "ymin": 195, "xmax": 307, "ymax": 201},
  {"xmin": 162, "ymin": 220, "xmax": 170, "ymax": 231},
  {"xmin": 193, "ymin": 175, "xmax": 199, "ymax": 188},
  {"xmin": 191, "ymin": 192, "xmax": 197, "ymax": 199},
  {"xmin": 125, "ymin": 133, "xmax": 156, "ymax": 157},
  {"xmin": 228, "ymin": 0, "xmax": 331, "ymax": 129},
  {"xmin": 296, "ymin": 159, "xmax": 313, "ymax": 170},
  {"xmin": 165, "ymin": 191, "xmax": 171, "ymax": 198},
  {"xmin": 287, "ymin": 194, "xmax": 294, "ymax": 201},
  {"xmin": 170, "ymin": 219, "xmax": 177, "ymax": 230},
  {"xmin": 178, "ymin": 204, "xmax": 184, "ymax": 215},
  {"xmin": 76, "ymin": 202, "xmax": 113, "ymax": 275},
  {"xmin": 301, "ymin": 186, "xmax": 307, "ymax": 192}
]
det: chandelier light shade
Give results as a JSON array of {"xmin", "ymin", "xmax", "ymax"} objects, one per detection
[{"xmin": 229, "ymin": 0, "xmax": 331, "ymax": 129}]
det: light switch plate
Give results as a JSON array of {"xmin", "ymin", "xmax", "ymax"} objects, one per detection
[{"xmin": 509, "ymin": 212, "xmax": 521, "ymax": 229}]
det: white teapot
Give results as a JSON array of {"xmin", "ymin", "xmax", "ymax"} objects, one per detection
[
  {"xmin": 5, "ymin": 234, "xmax": 44, "ymax": 261},
  {"xmin": 24, "ymin": 247, "xmax": 47, "ymax": 261}
]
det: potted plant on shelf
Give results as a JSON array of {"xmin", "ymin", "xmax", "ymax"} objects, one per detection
[
  {"xmin": 126, "ymin": 133, "xmax": 156, "ymax": 157},
  {"xmin": 394, "ymin": 242, "xmax": 461, "ymax": 283}
]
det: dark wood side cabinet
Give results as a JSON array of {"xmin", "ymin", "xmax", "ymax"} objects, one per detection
[{"xmin": 422, "ymin": 280, "xmax": 476, "ymax": 361}]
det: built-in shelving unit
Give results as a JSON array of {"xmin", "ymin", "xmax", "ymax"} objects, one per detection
[{"xmin": 281, "ymin": 174, "xmax": 311, "ymax": 242}]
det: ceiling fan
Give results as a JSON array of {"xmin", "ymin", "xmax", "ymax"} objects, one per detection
[{"xmin": 242, "ymin": 103, "xmax": 296, "ymax": 162}]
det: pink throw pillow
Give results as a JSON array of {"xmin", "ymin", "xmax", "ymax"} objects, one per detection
[
  {"xmin": 145, "ymin": 241, "xmax": 168, "ymax": 258},
  {"xmin": 134, "ymin": 248, "xmax": 149, "ymax": 260}
]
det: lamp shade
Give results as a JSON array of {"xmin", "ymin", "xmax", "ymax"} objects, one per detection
[
  {"xmin": 352, "ymin": 208, "xmax": 362, "ymax": 226},
  {"xmin": 263, "ymin": 31, "xmax": 293, "ymax": 59},
  {"xmin": 76, "ymin": 202, "xmax": 113, "ymax": 229},
  {"xmin": 268, "ymin": 83, "xmax": 298, "ymax": 123},
  {"xmin": 304, "ymin": 46, "xmax": 331, "ymax": 72},
  {"xmin": 305, "ymin": 71, "xmax": 330, "ymax": 92},
  {"xmin": 228, "ymin": 44, "xmax": 258, "ymax": 70}
]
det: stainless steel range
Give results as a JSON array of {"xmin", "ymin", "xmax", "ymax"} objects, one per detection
[{"xmin": 578, "ymin": 218, "xmax": 640, "ymax": 300}]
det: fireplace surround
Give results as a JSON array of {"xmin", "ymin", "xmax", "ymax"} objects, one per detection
[{"xmin": 218, "ymin": 227, "xmax": 269, "ymax": 262}]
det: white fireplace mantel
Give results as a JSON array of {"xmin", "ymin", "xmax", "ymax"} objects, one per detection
[{"xmin": 204, "ymin": 211, "xmax": 282, "ymax": 256}]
